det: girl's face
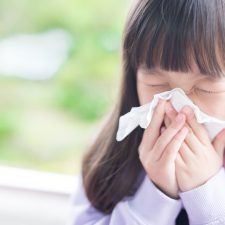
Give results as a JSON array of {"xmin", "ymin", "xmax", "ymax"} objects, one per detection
[{"xmin": 137, "ymin": 63, "xmax": 225, "ymax": 120}]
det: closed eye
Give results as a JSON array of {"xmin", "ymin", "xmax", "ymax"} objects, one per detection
[
  {"xmin": 195, "ymin": 88, "xmax": 223, "ymax": 94},
  {"xmin": 144, "ymin": 84, "xmax": 224, "ymax": 94}
]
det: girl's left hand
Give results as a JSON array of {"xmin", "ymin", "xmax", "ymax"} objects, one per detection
[{"xmin": 164, "ymin": 102, "xmax": 225, "ymax": 192}]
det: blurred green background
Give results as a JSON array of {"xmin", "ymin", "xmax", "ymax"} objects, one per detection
[{"xmin": 0, "ymin": 0, "xmax": 129, "ymax": 175}]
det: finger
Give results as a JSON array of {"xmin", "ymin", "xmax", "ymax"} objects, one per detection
[
  {"xmin": 182, "ymin": 125, "xmax": 203, "ymax": 155},
  {"xmin": 152, "ymin": 114, "xmax": 186, "ymax": 161},
  {"xmin": 164, "ymin": 114, "xmax": 171, "ymax": 128},
  {"xmin": 160, "ymin": 126, "xmax": 166, "ymax": 134},
  {"xmin": 164, "ymin": 101, "xmax": 174, "ymax": 128},
  {"xmin": 165, "ymin": 101, "xmax": 178, "ymax": 118},
  {"xmin": 212, "ymin": 128, "xmax": 225, "ymax": 160},
  {"xmin": 179, "ymin": 142, "xmax": 195, "ymax": 164},
  {"xmin": 175, "ymin": 152, "xmax": 186, "ymax": 168},
  {"xmin": 165, "ymin": 103, "xmax": 195, "ymax": 159},
  {"xmin": 139, "ymin": 99, "xmax": 166, "ymax": 157},
  {"xmin": 160, "ymin": 126, "xmax": 189, "ymax": 163},
  {"xmin": 166, "ymin": 103, "xmax": 210, "ymax": 146},
  {"xmin": 181, "ymin": 106, "xmax": 211, "ymax": 146},
  {"xmin": 166, "ymin": 105, "xmax": 203, "ymax": 155}
]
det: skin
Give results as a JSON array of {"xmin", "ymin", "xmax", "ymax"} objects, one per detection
[{"xmin": 137, "ymin": 63, "xmax": 225, "ymax": 199}]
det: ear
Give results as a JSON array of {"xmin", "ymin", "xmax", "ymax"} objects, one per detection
[{"xmin": 212, "ymin": 129, "xmax": 225, "ymax": 161}]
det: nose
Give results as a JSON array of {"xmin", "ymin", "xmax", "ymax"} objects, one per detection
[
  {"xmin": 169, "ymin": 85, "xmax": 196, "ymax": 103},
  {"xmin": 170, "ymin": 84, "xmax": 194, "ymax": 95}
]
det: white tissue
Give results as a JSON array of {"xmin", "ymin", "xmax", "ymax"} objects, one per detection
[{"xmin": 116, "ymin": 88, "xmax": 225, "ymax": 142}]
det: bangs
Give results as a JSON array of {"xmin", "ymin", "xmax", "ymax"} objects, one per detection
[{"xmin": 124, "ymin": 0, "xmax": 225, "ymax": 78}]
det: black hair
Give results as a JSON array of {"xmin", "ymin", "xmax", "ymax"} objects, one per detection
[{"xmin": 82, "ymin": 0, "xmax": 225, "ymax": 215}]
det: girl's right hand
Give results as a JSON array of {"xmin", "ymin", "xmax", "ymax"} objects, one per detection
[{"xmin": 138, "ymin": 99, "xmax": 189, "ymax": 199}]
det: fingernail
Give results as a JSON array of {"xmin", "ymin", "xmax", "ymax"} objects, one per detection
[{"xmin": 176, "ymin": 113, "xmax": 185, "ymax": 122}]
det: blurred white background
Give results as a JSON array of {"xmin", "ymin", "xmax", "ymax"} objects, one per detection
[
  {"xmin": 0, "ymin": 166, "xmax": 76, "ymax": 225},
  {"xmin": 0, "ymin": 0, "xmax": 129, "ymax": 224}
]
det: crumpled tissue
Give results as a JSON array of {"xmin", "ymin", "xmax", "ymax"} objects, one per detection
[{"xmin": 116, "ymin": 88, "xmax": 225, "ymax": 142}]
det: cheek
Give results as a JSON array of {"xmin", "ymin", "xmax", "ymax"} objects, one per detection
[
  {"xmin": 137, "ymin": 83, "xmax": 159, "ymax": 105},
  {"xmin": 199, "ymin": 103, "xmax": 225, "ymax": 121},
  {"xmin": 193, "ymin": 95, "xmax": 225, "ymax": 120}
]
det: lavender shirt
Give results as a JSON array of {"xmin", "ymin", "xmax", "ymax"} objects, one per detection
[{"xmin": 69, "ymin": 167, "xmax": 225, "ymax": 225}]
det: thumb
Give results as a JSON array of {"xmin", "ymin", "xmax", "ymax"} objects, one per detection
[{"xmin": 212, "ymin": 129, "xmax": 225, "ymax": 160}]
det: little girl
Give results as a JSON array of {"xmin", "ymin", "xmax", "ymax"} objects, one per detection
[{"xmin": 70, "ymin": 0, "xmax": 225, "ymax": 224}]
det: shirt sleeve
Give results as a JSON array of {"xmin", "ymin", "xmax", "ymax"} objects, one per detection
[
  {"xmin": 179, "ymin": 167, "xmax": 225, "ymax": 225},
  {"xmin": 68, "ymin": 174, "xmax": 182, "ymax": 225}
]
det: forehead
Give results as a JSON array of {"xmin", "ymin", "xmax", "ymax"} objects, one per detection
[{"xmin": 138, "ymin": 64, "xmax": 224, "ymax": 82}]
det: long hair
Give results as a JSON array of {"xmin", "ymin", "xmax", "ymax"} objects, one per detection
[{"xmin": 82, "ymin": 0, "xmax": 225, "ymax": 214}]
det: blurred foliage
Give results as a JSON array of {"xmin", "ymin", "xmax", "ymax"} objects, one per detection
[
  {"xmin": 55, "ymin": 82, "xmax": 111, "ymax": 121},
  {"xmin": 0, "ymin": 0, "xmax": 130, "ymax": 102},
  {"xmin": 0, "ymin": 0, "xmax": 130, "ymax": 174},
  {"xmin": 0, "ymin": 112, "xmax": 17, "ymax": 140}
]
